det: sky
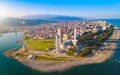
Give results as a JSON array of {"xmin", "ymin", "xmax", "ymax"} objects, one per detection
[{"xmin": 0, "ymin": 0, "xmax": 120, "ymax": 18}]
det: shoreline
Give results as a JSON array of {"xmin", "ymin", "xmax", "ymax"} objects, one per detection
[
  {"xmin": 4, "ymin": 26, "xmax": 120, "ymax": 73},
  {"xmin": 4, "ymin": 42, "xmax": 117, "ymax": 73},
  {"xmin": 19, "ymin": 49, "xmax": 115, "ymax": 72}
]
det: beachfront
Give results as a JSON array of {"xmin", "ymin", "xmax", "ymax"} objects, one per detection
[{"xmin": 13, "ymin": 27, "xmax": 120, "ymax": 72}]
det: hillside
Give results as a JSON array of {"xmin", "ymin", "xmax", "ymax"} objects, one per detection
[{"xmin": 0, "ymin": 18, "xmax": 56, "ymax": 26}]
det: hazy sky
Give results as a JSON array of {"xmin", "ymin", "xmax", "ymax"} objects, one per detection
[{"xmin": 0, "ymin": 0, "xmax": 120, "ymax": 18}]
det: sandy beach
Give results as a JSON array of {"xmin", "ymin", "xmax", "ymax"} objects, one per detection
[{"xmin": 18, "ymin": 44, "xmax": 116, "ymax": 72}]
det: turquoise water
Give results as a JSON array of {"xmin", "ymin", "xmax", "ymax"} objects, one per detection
[{"xmin": 0, "ymin": 19, "xmax": 120, "ymax": 75}]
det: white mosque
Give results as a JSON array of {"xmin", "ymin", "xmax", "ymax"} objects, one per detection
[{"xmin": 55, "ymin": 26, "xmax": 80, "ymax": 53}]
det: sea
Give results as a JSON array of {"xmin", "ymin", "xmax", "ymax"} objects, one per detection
[{"xmin": 0, "ymin": 19, "xmax": 120, "ymax": 75}]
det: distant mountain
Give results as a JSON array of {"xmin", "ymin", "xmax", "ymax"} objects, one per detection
[
  {"xmin": 0, "ymin": 14, "xmax": 84, "ymax": 26},
  {"xmin": 0, "ymin": 18, "xmax": 56, "ymax": 26},
  {"xmin": 22, "ymin": 14, "xmax": 82, "ymax": 21}
]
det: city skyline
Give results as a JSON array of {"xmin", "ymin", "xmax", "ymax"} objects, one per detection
[
  {"xmin": 0, "ymin": 0, "xmax": 120, "ymax": 18},
  {"xmin": 0, "ymin": 1, "xmax": 120, "ymax": 74}
]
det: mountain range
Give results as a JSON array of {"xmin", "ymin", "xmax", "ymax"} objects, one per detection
[
  {"xmin": 0, "ymin": 18, "xmax": 56, "ymax": 26},
  {"xmin": 0, "ymin": 14, "xmax": 83, "ymax": 26},
  {"xmin": 21, "ymin": 14, "xmax": 83, "ymax": 21}
]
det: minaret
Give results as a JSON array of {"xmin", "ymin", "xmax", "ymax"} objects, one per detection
[
  {"xmin": 55, "ymin": 27, "xmax": 61, "ymax": 52},
  {"xmin": 73, "ymin": 26, "xmax": 77, "ymax": 46},
  {"xmin": 58, "ymin": 27, "xmax": 61, "ymax": 44},
  {"xmin": 55, "ymin": 36, "xmax": 60, "ymax": 51}
]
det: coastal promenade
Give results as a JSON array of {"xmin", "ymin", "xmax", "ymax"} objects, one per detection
[{"xmin": 15, "ymin": 27, "xmax": 120, "ymax": 72}]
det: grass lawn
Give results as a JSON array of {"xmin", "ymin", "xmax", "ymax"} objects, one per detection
[
  {"xmin": 25, "ymin": 39, "xmax": 55, "ymax": 51},
  {"xmin": 36, "ymin": 55, "xmax": 63, "ymax": 61}
]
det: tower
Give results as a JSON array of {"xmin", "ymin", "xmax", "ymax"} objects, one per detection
[
  {"xmin": 55, "ymin": 27, "xmax": 61, "ymax": 52},
  {"xmin": 58, "ymin": 27, "xmax": 61, "ymax": 44},
  {"xmin": 55, "ymin": 36, "xmax": 60, "ymax": 51},
  {"xmin": 73, "ymin": 26, "xmax": 77, "ymax": 46}
]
